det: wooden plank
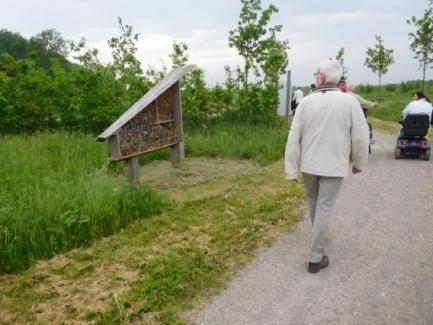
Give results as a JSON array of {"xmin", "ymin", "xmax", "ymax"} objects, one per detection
[
  {"xmin": 171, "ymin": 81, "xmax": 185, "ymax": 167},
  {"xmin": 171, "ymin": 142, "xmax": 185, "ymax": 168},
  {"xmin": 98, "ymin": 65, "xmax": 195, "ymax": 141},
  {"xmin": 126, "ymin": 156, "xmax": 140, "ymax": 185},
  {"xmin": 285, "ymin": 70, "xmax": 292, "ymax": 124},
  {"xmin": 108, "ymin": 133, "xmax": 121, "ymax": 159},
  {"xmin": 154, "ymin": 119, "xmax": 175, "ymax": 125},
  {"xmin": 108, "ymin": 141, "xmax": 177, "ymax": 161}
]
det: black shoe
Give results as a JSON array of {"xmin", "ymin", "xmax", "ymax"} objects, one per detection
[{"xmin": 307, "ymin": 255, "xmax": 329, "ymax": 273}]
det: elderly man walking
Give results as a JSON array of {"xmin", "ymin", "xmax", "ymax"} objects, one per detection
[{"xmin": 285, "ymin": 59, "xmax": 369, "ymax": 273}]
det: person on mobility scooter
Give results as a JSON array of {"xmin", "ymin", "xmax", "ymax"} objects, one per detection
[{"xmin": 395, "ymin": 91, "xmax": 433, "ymax": 160}]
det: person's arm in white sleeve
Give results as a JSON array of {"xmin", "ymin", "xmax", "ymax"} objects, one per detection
[
  {"xmin": 285, "ymin": 105, "xmax": 302, "ymax": 180},
  {"xmin": 350, "ymin": 100, "xmax": 369, "ymax": 171},
  {"xmin": 351, "ymin": 92, "xmax": 375, "ymax": 109}
]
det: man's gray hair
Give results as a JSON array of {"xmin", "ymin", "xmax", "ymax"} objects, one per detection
[{"xmin": 318, "ymin": 59, "xmax": 343, "ymax": 84}]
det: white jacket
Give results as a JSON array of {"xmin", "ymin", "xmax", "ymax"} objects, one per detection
[
  {"xmin": 402, "ymin": 98, "xmax": 433, "ymax": 121},
  {"xmin": 285, "ymin": 88, "xmax": 369, "ymax": 179},
  {"xmin": 293, "ymin": 89, "xmax": 304, "ymax": 104}
]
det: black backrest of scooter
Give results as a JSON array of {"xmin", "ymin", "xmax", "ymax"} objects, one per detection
[{"xmin": 402, "ymin": 113, "xmax": 430, "ymax": 136}]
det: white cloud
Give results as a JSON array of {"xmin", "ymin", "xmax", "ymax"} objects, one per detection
[{"xmin": 298, "ymin": 11, "xmax": 370, "ymax": 25}]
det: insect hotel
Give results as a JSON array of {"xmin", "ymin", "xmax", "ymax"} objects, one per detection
[{"xmin": 98, "ymin": 65, "xmax": 195, "ymax": 184}]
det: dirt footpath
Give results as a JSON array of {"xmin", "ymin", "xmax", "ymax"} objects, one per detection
[{"xmin": 193, "ymin": 131, "xmax": 433, "ymax": 325}]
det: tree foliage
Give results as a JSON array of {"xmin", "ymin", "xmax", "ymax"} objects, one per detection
[
  {"xmin": 228, "ymin": 0, "xmax": 289, "ymax": 122},
  {"xmin": 108, "ymin": 17, "xmax": 151, "ymax": 109},
  {"xmin": 169, "ymin": 41, "xmax": 213, "ymax": 123},
  {"xmin": 335, "ymin": 47, "xmax": 348, "ymax": 83},
  {"xmin": 407, "ymin": 6, "xmax": 433, "ymax": 91},
  {"xmin": 0, "ymin": 29, "xmax": 29, "ymax": 59},
  {"xmin": 0, "ymin": 5, "xmax": 288, "ymax": 134},
  {"xmin": 0, "ymin": 29, "xmax": 71, "ymax": 71},
  {"xmin": 364, "ymin": 35, "xmax": 394, "ymax": 100},
  {"xmin": 0, "ymin": 19, "xmax": 155, "ymax": 134}
]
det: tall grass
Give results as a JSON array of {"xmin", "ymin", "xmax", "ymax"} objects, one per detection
[
  {"xmin": 0, "ymin": 132, "xmax": 167, "ymax": 273},
  {"xmin": 0, "ymin": 121, "xmax": 289, "ymax": 273},
  {"xmin": 186, "ymin": 119, "xmax": 289, "ymax": 164},
  {"xmin": 140, "ymin": 118, "xmax": 289, "ymax": 165}
]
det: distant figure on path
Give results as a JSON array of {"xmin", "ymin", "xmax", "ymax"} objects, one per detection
[
  {"xmin": 347, "ymin": 83, "xmax": 377, "ymax": 153},
  {"xmin": 347, "ymin": 84, "xmax": 376, "ymax": 116},
  {"xmin": 284, "ymin": 59, "xmax": 369, "ymax": 274},
  {"xmin": 292, "ymin": 87, "xmax": 304, "ymax": 114},
  {"xmin": 339, "ymin": 81, "xmax": 348, "ymax": 93},
  {"xmin": 309, "ymin": 83, "xmax": 316, "ymax": 94},
  {"xmin": 402, "ymin": 91, "xmax": 433, "ymax": 122}
]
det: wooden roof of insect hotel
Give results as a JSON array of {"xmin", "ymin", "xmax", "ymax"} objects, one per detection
[{"xmin": 97, "ymin": 65, "xmax": 195, "ymax": 161}]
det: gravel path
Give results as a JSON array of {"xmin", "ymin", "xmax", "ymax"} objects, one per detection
[{"xmin": 194, "ymin": 131, "xmax": 433, "ymax": 325}]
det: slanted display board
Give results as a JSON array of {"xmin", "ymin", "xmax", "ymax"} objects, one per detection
[{"xmin": 98, "ymin": 65, "xmax": 195, "ymax": 184}]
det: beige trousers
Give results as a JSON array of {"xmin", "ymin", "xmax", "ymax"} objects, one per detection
[{"xmin": 303, "ymin": 173, "xmax": 343, "ymax": 263}]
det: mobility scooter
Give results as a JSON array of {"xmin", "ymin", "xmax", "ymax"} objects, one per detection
[{"xmin": 395, "ymin": 113, "xmax": 431, "ymax": 161}]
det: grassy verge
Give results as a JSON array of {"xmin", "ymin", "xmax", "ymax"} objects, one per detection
[
  {"xmin": 0, "ymin": 120, "xmax": 289, "ymax": 274},
  {"xmin": 369, "ymin": 117, "xmax": 400, "ymax": 134},
  {"xmin": 0, "ymin": 158, "xmax": 304, "ymax": 324}
]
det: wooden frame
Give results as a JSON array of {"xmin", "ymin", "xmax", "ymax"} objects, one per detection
[{"xmin": 98, "ymin": 65, "xmax": 195, "ymax": 184}]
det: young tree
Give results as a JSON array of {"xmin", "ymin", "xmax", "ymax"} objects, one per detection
[
  {"xmin": 28, "ymin": 29, "xmax": 71, "ymax": 70},
  {"xmin": 228, "ymin": 0, "xmax": 288, "ymax": 86},
  {"xmin": 108, "ymin": 17, "xmax": 150, "ymax": 109},
  {"xmin": 407, "ymin": 7, "xmax": 433, "ymax": 91},
  {"xmin": 168, "ymin": 41, "xmax": 209, "ymax": 122},
  {"xmin": 228, "ymin": 0, "xmax": 288, "ymax": 121},
  {"xmin": 69, "ymin": 37, "xmax": 100, "ymax": 69},
  {"xmin": 335, "ymin": 47, "xmax": 348, "ymax": 83},
  {"xmin": 364, "ymin": 35, "xmax": 394, "ymax": 101},
  {"xmin": 30, "ymin": 29, "xmax": 69, "ymax": 57},
  {"xmin": 169, "ymin": 41, "xmax": 189, "ymax": 68}
]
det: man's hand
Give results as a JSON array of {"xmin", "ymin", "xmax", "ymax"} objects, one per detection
[{"xmin": 352, "ymin": 166, "xmax": 362, "ymax": 174}]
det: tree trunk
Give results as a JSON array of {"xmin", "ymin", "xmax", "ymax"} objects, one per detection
[
  {"xmin": 244, "ymin": 65, "xmax": 249, "ymax": 88},
  {"xmin": 422, "ymin": 61, "xmax": 426, "ymax": 92},
  {"xmin": 378, "ymin": 73, "xmax": 382, "ymax": 102}
]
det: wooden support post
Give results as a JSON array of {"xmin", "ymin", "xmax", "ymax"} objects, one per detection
[
  {"xmin": 126, "ymin": 156, "xmax": 140, "ymax": 185},
  {"xmin": 171, "ymin": 141, "xmax": 185, "ymax": 168},
  {"xmin": 171, "ymin": 81, "xmax": 185, "ymax": 168},
  {"xmin": 285, "ymin": 70, "xmax": 292, "ymax": 126}
]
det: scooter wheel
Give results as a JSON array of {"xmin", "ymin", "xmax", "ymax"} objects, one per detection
[
  {"xmin": 422, "ymin": 149, "xmax": 431, "ymax": 161},
  {"xmin": 395, "ymin": 148, "xmax": 401, "ymax": 159}
]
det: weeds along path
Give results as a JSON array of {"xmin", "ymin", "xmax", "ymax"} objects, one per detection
[
  {"xmin": 0, "ymin": 157, "xmax": 305, "ymax": 324},
  {"xmin": 194, "ymin": 130, "xmax": 433, "ymax": 325}
]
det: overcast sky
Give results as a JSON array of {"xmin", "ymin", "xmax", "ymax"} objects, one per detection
[{"xmin": 1, "ymin": 0, "xmax": 432, "ymax": 86}]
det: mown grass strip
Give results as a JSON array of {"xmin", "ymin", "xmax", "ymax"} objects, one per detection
[{"xmin": 0, "ymin": 160, "xmax": 304, "ymax": 324}]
